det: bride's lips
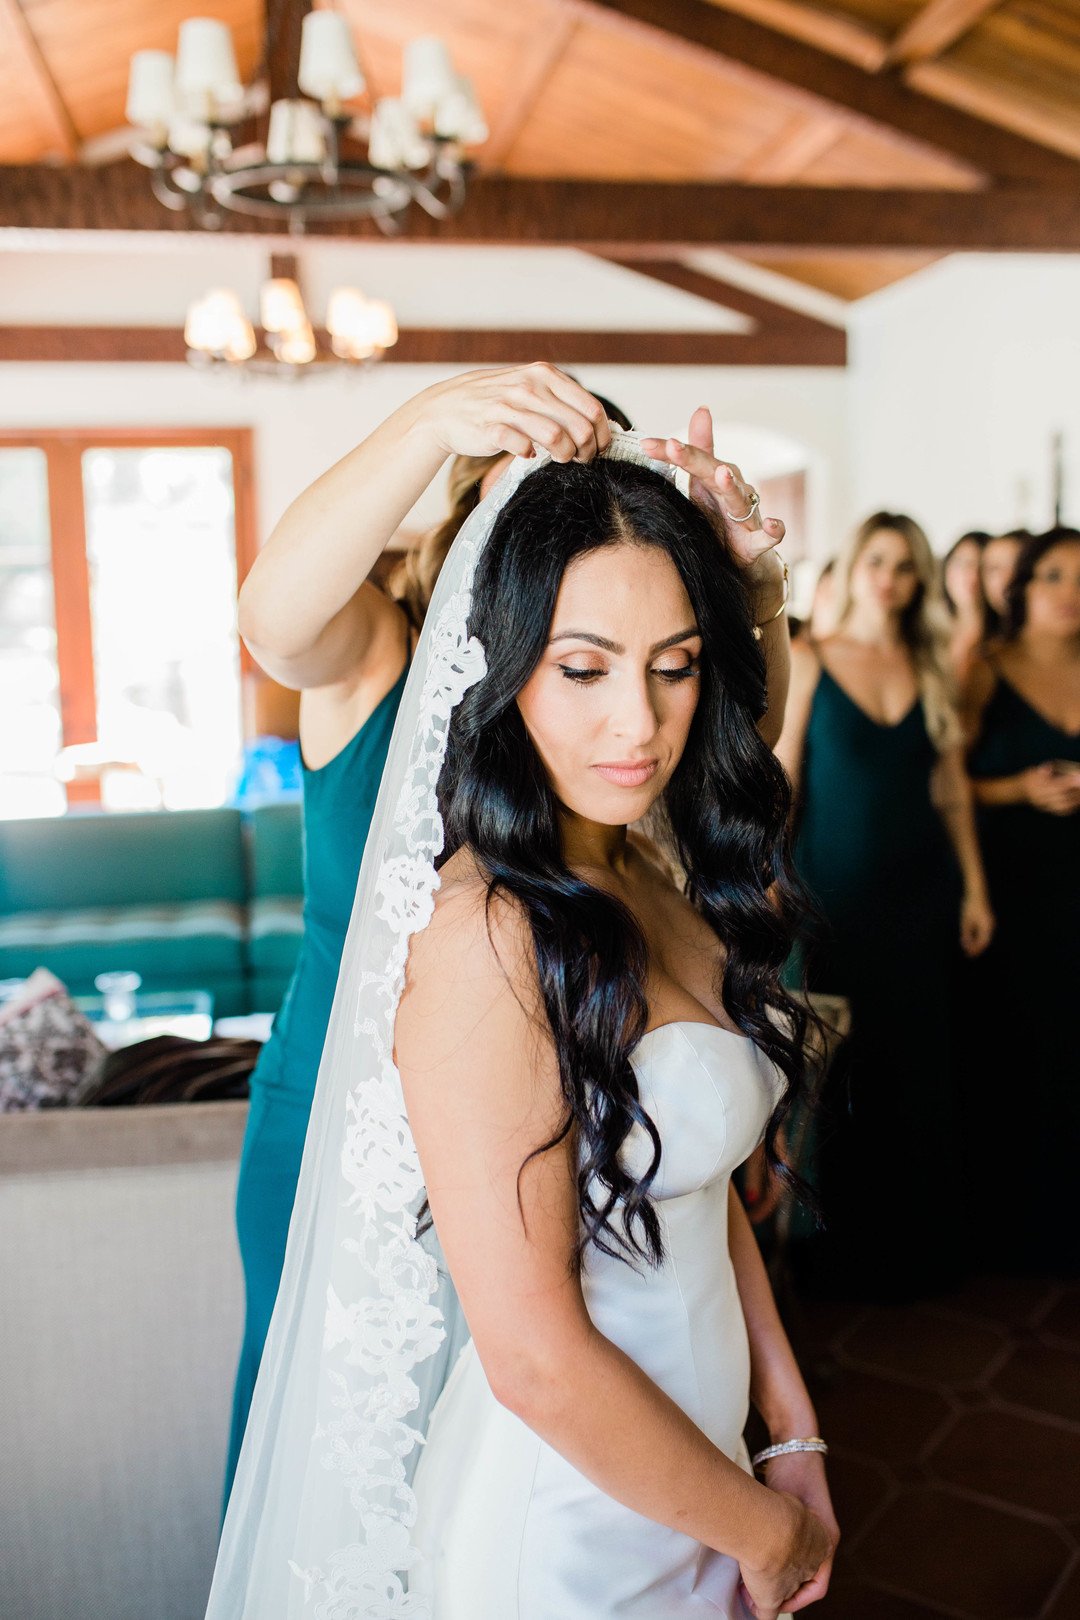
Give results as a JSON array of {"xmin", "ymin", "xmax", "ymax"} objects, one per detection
[{"xmin": 592, "ymin": 759, "xmax": 659, "ymax": 788}]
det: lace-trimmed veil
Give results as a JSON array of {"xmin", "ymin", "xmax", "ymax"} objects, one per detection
[{"xmin": 207, "ymin": 431, "xmax": 689, "ymax": 1619}]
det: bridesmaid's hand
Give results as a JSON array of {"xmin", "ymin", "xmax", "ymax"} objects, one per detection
[
  {"xmin": 755, "ymin": 1453, "xmax": 839, "ymax": 1611},
  {"xmin": 420, "ymin": 362, "xmax": 611, "ymax": 463},
  {"xmin": 960, "ymin": 891, "xmax": 995, "ymax": 957},
  {"xmin": 640, "ymin": 409, "xmax": 786, "ymax": 586},
  {"xmin": 1021, "ymin": 762, "xmax": 1080, "ymax": 815}
]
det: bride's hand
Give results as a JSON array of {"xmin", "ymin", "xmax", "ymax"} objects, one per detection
[
  {"xmin": 738, "ymin": 1485, "xmax": 835, "ymax": 1619},
  {"xmin": 640, "ymin": 408, "xmax": 786, "ymax": 582},
  {"xmin": 754, "ymin": 1453, "xmax": 839, "ymax": 1611},
  {"xmin": 420, "ymin": 362, "xmax": 611, "ymax": 464}
]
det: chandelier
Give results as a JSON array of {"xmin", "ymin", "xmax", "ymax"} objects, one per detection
[
  {"xmin": 184, "ymin": 257, "xmax": 398, "ymax": 374},
  {"xmin": 125, "ymin": 5, "xmax": 487, "ymax": 233}
]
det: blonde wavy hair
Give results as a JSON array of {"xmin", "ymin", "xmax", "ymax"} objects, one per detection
[
  {"xmin": 833, "ymin": 511, "xmax": 962, "ymax": 752},
  {"xmin": 387, "ymin": 451, "xmax": 504, "ymax": 629}
]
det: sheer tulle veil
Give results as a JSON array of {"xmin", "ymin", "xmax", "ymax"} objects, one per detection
[{"xmin": 207, "ymin": 431, "xmax": 690, "ymax": 1619}]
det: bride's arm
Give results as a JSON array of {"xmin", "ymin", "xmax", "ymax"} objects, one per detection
[
  {"xmin": 726, "ymin": 1183, "xmax": 819, "ymax": 1445},
  {"xmin": 726, "ymin": 1184, "xmax": 839, "ymax": 1604},
  {"xmin": 396, "ymin": 879, "xmax": 825, "ymax": 1615}
]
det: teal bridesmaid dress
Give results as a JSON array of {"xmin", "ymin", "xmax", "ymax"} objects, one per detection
[
  {"xmin": 223, "ymin": 658, "xmax": 409, "ymax": 1500},
  {"xmin": 793, "ymin": 665, "xmax": 961, "ymax": 1299},
  {"xmin": 965, "ymin": 675, "xmax": 1080, "ymax": 1274}
]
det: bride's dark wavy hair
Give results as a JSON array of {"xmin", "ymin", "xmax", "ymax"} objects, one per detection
[{"xmin": 438, "ymin": 457, "xmax": 816, "ymax": 1268}]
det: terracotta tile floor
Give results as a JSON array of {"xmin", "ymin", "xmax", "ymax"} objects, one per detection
[{"xmin": 783, "ymin": 1276, "xmax": 1080, "ymax": 1618}]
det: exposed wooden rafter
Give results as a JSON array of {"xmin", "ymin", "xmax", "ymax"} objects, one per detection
[
  {"xmin": 884, "ymin": 0, "xmax": 1006, "ymax": 70},
  {"xmin": 0, "ymin": 0, "xmax": 79, "ymax": 160},
  {"xmin": 2, "ymin": 166, "xmax": 1080, "ymax": 250},
  {"xmin": 482, "ymin": 4, "xmax": 581, "ymax": 169},
  {"xmin": 736, "ymin": 110, "xmax": 847, "ymax": 182},
  {"xmin": 692, "ymin": 0, "xmax": 888, "ymax": 72},
  {"xmin": 0, "ymin": 323, "xmax": 846, "ymax": 366},
  {"xmin": 595, "ymin": 255, "xmax": 846, "ymax": 357},
  {"xmin": 575, "ymin": 0, "xmax": 1079, "ymax": 183}
]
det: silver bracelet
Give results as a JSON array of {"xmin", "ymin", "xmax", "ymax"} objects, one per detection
[{"xmin": 751, "ymin": 1436, "xmax": 829, "ymax": 1468}]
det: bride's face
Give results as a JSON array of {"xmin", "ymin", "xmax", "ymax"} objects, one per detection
[{"xmin": 516, "ymin": 541, "xmax": 702, "ymax": 827}]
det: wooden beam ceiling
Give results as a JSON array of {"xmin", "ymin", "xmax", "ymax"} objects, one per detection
[
  {"xmin": 595, "ymin": 255, "xmax": 846, "ymax": 359},
  {"xmin": 483, "ymin": 6, "xmax": 581, "ymax": 168},
  {"xmin": 884, "ymin": 0, "xmax": 1008, "ymax": 70},
  {"xmin": 0, "ymin": 0, "xmax": 79, "ymax": 160},
  {"xmin": 0, "ymin": 324, "xmax": 845, "ymax": 365},
  {"xmin": 3, "ymin": 165, "xmax": 1080, "ymax": 249},
  {"xmin": 737, "ymin": 110, "xmax": 848, "ymax": 183},
  {"xmin": 696, "ymin": 0, "xmax": 889, "ymax": 73},
  {"xmin": 576, "ymin": 0, "xmax": 1079, "ymax": 183}
]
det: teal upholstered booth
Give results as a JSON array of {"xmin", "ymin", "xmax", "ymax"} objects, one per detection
[{"xmin": 0, "ymin": 806, "xmax": 303, "ymax": 1017}]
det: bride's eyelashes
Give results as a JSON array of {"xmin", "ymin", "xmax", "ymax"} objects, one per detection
[{"xmin": 557, "ymin": 660, "xmax": 700, "ymax": 685}]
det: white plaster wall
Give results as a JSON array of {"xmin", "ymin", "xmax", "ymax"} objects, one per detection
[
  {"xmin": 848, "ymin": 254, "xmax": 1080, "ymax": 552},
  {"xmin": 0, "ymin": 358, "xmax": 848, "ymax": 546},
  {"xmin": 0, "ymin": 243, "xmax": 850, "ymax": 549}
]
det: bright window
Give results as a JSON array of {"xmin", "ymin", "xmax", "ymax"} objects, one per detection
[
  {"xmin": 0, "ymin": 430, "xmax": 256, "ymax": 816},
  {"xmin": 0, "ymin": 448, "xmax": 64, "ymax": 817}
]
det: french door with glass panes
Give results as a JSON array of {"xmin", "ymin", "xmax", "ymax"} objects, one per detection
[{"xmin": 0, "ymin": 429, "xmax": 256, "ymax": 815}]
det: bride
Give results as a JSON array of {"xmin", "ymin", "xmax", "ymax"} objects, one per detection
[{"xmin": 209, "ymin": 375, "xmax": 837, "ymax": 1620}]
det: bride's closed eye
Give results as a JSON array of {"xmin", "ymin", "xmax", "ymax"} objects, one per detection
[{"xmin": 557, "ymin": 659, "xmax": 700, "ymax": 684}]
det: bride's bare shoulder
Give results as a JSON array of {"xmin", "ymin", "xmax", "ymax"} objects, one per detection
[{"xmin": 404, "ymin": 846, "xmax": 541, "ymax": 1016}]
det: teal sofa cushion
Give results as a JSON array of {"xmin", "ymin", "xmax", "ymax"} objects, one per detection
[
  {"xmin": 0, "ymin": 811, "xmax": 250, "ymax": 1016},
  {"xmin": 0, "ymin": 806, "xmax": 305, "ymax": 1017},
  {"xmin": 0, "ymin": 810, "xmax": 247, "ymax": 913}
]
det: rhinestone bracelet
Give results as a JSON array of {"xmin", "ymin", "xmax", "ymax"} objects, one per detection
[{"xmin": 751, "ymin": 1436, "xmax": 829, "ymax": 1469}]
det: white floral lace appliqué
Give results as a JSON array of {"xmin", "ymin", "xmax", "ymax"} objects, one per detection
[{"xmin": 291, "ymin": 559, "xmax": 487, "ymax": 1617}]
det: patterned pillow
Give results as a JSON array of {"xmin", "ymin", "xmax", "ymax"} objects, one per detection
[{"xmin": 0, "ymin": 968, "xmax": 107, "ymax": 1112}]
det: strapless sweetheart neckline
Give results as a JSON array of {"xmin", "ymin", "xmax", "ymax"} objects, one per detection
[{"xmin": 637, "ymin": 1019, "xmax": 751, "ymax": 1049}]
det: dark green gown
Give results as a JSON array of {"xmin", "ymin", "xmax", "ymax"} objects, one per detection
[
  {"xmin": 794, "ymin": 666, "xmax": 961, "ymax": 1299},
  {"xmin": 223, "ymin": 660, "xmax": 409, "ymax": 1500},
  {"xmin": 966, "ymin": 675, "xmax": 1080, "ymax": 1275}
]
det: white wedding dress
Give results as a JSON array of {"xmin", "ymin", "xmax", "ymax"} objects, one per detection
[{"xmin": 411, "ymin": 1019, "xmax": 789, "ymax": 1619}]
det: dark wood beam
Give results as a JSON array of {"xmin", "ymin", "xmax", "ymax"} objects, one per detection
[
  {"xmin": 267, "ymin": 0, "xmax": 312, "ymax": 103},
  {"xmin": 884, "ymin": 0, "xmax": 1006, "ymax": 69},
  {"xmin": 576, "ymin": 0, "xmax": 1078, "ymax": 183},
  {"xmin": 598, "ymin": 256, "xmax": 844, "ymax": 334},
  {"xmin": 3, "ymin": 166, "xmax": 1080, "ymax": 249},
  {"xmin": 0, "ymin": 324, "xmax": 846, "ymax": 366}
]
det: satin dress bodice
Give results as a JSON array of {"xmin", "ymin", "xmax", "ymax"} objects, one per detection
[{"xmin": 412, "ymin": 1021, "xmax": 785, "ymax": 1619}]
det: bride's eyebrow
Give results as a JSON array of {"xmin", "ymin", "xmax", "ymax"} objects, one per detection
[{"xmin": 549, "ymin": 627, "xmax": 700, "ymax": 654}]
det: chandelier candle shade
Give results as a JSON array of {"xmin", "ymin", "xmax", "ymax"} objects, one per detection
[
  {"xmin": 297, "ymin": 10, "xmax": 365, "ymax": 109},
  {"xmin": 265, "ymin": 100, "xmax": 327, "ymax": 167},
  {"xmin": 260, "ymin": 278, "xmax": 307, "ymax": 335},
  {"xmin": 125, "ymin": 51, "xmax": 175, "ymax": 139},
  {"xmin": 126, "ymin": 7, "xmax": 488, "ymax": 232},
  {"xmin": 184, "ymin": 290, "xmax": 256, "ymax": 363},
  {"xmin": 185, "ymin": 263, "xmax": 399, "ymax": 376},
  {"xmin": 174, "ymin": 18, "xmax": 243, "ymax": 121}
]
